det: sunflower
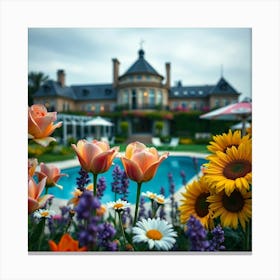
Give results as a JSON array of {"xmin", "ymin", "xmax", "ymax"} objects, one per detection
[
  {"xmin": 207, "ymin": 189, "xmax": 251, "ymax": 230},
  {"xmin": 207, "ymin": 129, "xmax": 250, "ymax": 154},
  {"xmin": 204, "ymin": 140, "xmax": 252, "ymax": 196},
  {"xmin": 179, "ymin": 177, "xmax": 213, "ymax": 230}
]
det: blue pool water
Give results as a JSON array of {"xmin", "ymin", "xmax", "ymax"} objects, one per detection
[{"xmin": 47, "ymin": 156, "xmax": 207, "ymax": 204}]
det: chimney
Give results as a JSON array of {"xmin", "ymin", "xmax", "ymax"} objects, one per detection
[
  {"xmin": 112, "ymin": 58, "xmax": 120, "ymax": 88},
  {"xmin": 165, "ymin": 62, "xmax": 171, "ymax": 89},
  {"xmin": 57, "ymin": 69, "xmax": 65, "ymax": 87}
]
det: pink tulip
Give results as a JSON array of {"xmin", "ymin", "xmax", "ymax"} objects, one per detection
[
  {"xmin": 28, "ymin": 177, "xmax": 53, "ymax": 214},
  {"xmin": 121, "ymin": 142, "xmax": 169, "ymax": 183},
  {"xmin": 71, "ymin": 139, "xmax": 119, "ymax": 174},
  {"xmin": 28, "ymin": 104, "xmax": 62, "ymax": 147},
  {"xmin": 36, "ymin": 163, "xmax": 68, "ymax": 189}
]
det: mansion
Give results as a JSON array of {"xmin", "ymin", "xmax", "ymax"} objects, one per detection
[{"xmin": 33, "ymin": 48, "xmax": 241, "ymax": 138}]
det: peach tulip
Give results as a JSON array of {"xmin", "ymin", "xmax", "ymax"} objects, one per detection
[
  {"xmin": 28, "ymin": 158, "xmax": 38, "ymax": 179},
  {"xmin": 36, "ymin": 163, "xmax": 67, "ymax": 189},
  {"xmin": 28, "ymin": 177, "xmax": 53, "ymax": 214},
  {"xmin": 49, "ymin": 233, "xmax": 87, "ymax": 251},
  {"xmin": 71, "ymin": 139, "xmax": 119, "ymax": 175},
  {"xmin": 121, "ymin": 142, "xmax": 169, "ymax": 183},
  {"xmin": 28, "ymin": 104, "xmax": 62, "ymax": 147}
]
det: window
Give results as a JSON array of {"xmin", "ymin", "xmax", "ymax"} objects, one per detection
[
  {"xmin": 190, "ymin": 90, "xmax": 195, "ymax": 95},
  {"xmin": 182, "ymin": 102, "xmax": 188, "ymax": 109},
  {"xmin": 156, "ymin": 90, "xmax": 163, "ymax": 105},
  {"xmin": 122, "ymin": 90, "xmax": 129, "ymax": 104},
  {"xmin": 137, "ymin": 75, "xmax": 142, "ymax": 80},
  {"xmin": 174, "ymin": 91, "xmax": 179, "ymax": 96},
  {"xmin": 215, "ymin": 99, "xmax": 220, "ymax": 107},
  {"xmin": 192, "ymin": 101, "xmax": 197, "ymax": 110},
  {"xmin": 149, "ymin": 89, "xmax": 155, "ymax": 106},
  {"xmin": 183, "ymin": 90, "xmax": 188, "ymax": 95},
  {"xmin": 198, "ymin": 90, "xmax": 204, "ymax": 95}
]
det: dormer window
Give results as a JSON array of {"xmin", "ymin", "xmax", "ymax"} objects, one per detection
[
  {"xmin": 183, "ymin": 90, "xmax": 188, "ymax": 95},
  {"xmin": 105, "ymin": 89, "xmax": 112, "ymax": 95},
  {"xmin": 82, "ymin": 89, "xmax": 89, "ymax": 96},
  {"xmin": 174, "ymin": 91, "xmax": 179, "ymax": 96},
  {"xmin": 198, "ymin": 90, "xmax": 204, "ymax": 95}
]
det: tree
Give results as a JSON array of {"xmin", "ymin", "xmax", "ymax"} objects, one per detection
[{"xmin": 28, "ymin": 71, "xmax": 49, "ymax": 106}]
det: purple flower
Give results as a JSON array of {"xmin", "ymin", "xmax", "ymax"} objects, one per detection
[
  {"xmin": 180, "ymin": 170, "xmax": 187, "ymax": 185},
  {"xmin": 185, "ymin": 215, "xmax": 210, "ymax": 251},
  {"xmin": 208, "ymin": 225, "xmax": 225, "ymax": 251},
  {"xmin": 138, "ymin": 196, "xmax": 147, "ymax": 220},
  {"xmin": 97, "ymin": 176, "xmax": 106, "ymax": 199},
  {"xmin": 76, "ymin": 168, "xmax": 90, "ymax": 191},
  {"xmin": 159, "ymin": 186, "xmax": 166, "ymax": 220},
  {"xmin": 75, "ymin": 191, "xmax": 101, "ymax": 220},
  {"xmin": 168, "ymin": 173, "xmax": 175, "ymax": 222},
  {"xmin": 98, "ymin": 222, "xmax": 118, "ymax": 251},
  {"xmin": 120, "ymin": 171, "xmax": 129, "ymax": 201},
  {"xmin": 111, "ymin": 165, "xmax": 122, "ymax": 194}
]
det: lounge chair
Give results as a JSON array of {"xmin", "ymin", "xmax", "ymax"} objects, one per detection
[
  {"xmin": 152, "ymin": 137, "xmax": 163, "ymax": 147},
  {"xmin": 168, "ymin": 137, "xmax": 179, "ymax": 149}
]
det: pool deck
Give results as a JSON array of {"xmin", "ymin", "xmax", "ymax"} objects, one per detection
[{"xmin": 47, "ymin": 151, "xmax": 209, "ymax": 214}]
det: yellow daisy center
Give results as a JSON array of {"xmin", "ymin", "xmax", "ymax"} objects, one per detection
[
  {"xmin": 195, "ymin": 193, "xmax": 210, "ymax": 217},
  {"xmin": 146, "ymin": 229, "xmax": 163, "ymax": 240},
  {"xmin": 223, "ymin": 159, "xmax": 251, "ymax": 180},
  {"xmin": 41, "ymin": 211, "xmax": 49, "ymax": 217},
  {"xmin": 114, "ymin": 203, "xmax": 124, "ymax": 209},
  {"xmin": 222, "ymin": 190, "xmax": 245, "ymax": 212},
  {"xmin": 156, "ymin": 197, "xmax": 164, "ymax": 204}
]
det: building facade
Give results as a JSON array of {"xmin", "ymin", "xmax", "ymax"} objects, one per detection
[{"xmin": 33, "ymin": 48, "xmax": 240, "ymax": 138}]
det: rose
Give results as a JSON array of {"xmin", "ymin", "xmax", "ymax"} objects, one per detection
[
  {"xmin": 28, "ymin": 104, "xmax": 62, "ymax": 147},
  {"xmin": 36, "ymin": 163, "xmax": 67, "ymax": 190},
  {"xmin": 121, "ymin": 141, "xmax": 169, "ymax": 183},
  {"xmin": 71, "ymin": 140, "xmax": 119, "ymax": 175}
]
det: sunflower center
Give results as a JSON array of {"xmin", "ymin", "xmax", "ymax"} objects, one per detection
[
  {"xmin": 222, "ymin": 190, "xmax": 245, "ymax": 212},
  {"xmin": 146, "ymin": 229, "xmax": 163, "ymax": 240},
  {"xmin": 195, "ymin": 193, "xmax": 210, "ymax": 217},
  {"xmin": 223, "ymin": 160, "xmax": 251, "ymax": 180},
  {"xmin": 114, "ymin": 203, "xmax": 124, "ymax": 209}
]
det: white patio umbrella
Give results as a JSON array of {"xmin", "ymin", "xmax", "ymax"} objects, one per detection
[
  {"xmin": 200, "ymin": 102, "xmax": 252, "ymax": 136},
  {"xmin": 85, "ymin": 116, "xmax": 114, "ymax": 140},
  {"xmin": 230, "ymin": 121, "xmax": 251, "ymax": 130}
]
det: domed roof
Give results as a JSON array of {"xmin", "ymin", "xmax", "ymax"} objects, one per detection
[{"xmin": 120, "ymin": 49, "xmax": 163, "ymax": 79}]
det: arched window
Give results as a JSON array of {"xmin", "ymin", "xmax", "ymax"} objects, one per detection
[{"xmin": 149, "ymin": 89, "xmax": 155, "ymax": 107}]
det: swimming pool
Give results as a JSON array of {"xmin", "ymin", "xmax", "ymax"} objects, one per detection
[{"xmin": 47, "ymin": 156, "xmax": 207, "ymax": 204}]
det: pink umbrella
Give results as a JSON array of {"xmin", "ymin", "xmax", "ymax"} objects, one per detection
[{"xmin": 200, "ymin": 102, "xmax": 252, "ymax": 136}]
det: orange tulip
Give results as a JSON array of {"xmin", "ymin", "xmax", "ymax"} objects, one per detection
[
  {"xmin": 36, "ymin": 163, "xmax": 67, "ymax": 189},
  {"xmin": 28, "ymin": 104, "xmax": 62, "ymax": 147},
  {"xmin": 71, "ymin": 139, "xmax": 119, "ymax": 174},
  {"xmin": 121, "ymin": 142, "xmax": 169, "ymax": 183},
  {"xmin": 28, "ymin": 177, "xmax": 53, "ymax": 214},
  {"xmin": 49, "ymin": 233, "xmax": 87, "ymax": 251}
]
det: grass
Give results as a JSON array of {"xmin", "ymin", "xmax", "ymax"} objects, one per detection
[{"xmin": 32, "ymin": 143, "xmax": 209, "ymax": 163}]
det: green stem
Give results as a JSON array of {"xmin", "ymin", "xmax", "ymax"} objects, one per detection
[
  {"xmin": 93, "ymin": 173, "xmax": 98, "ymax": 197},
  {"xmin": 37, "ymin": 218, "xmax": 46, "ymax": 251},
  {"xmin": 133, "ymin": 182, "xmax": 142, "ymax": 226},
  {"xmin": 245, "ymin": 220, "xmax": 252, "ymax": 251},
  {"xmin": 118, "ymin": 212, "xmax": 127, "ymax": 245},
  {"xmin": 44, "ymin": 186, "xmax": 49, "ymax": 195}
]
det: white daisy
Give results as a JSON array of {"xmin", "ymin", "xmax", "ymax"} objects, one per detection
[
  {"xmin": 33, "ymin": 209, "xmax": 55, "ymax": 219},
  {"xmin": 154, "ymin": 194, "xmax": 169, "ymax": 205},
  {"xmin": 107, "ymin": 199, "xmax": 130, "ymax": 212},
  {"xmin": 132, "ymin": 218, "xmax": 177, "ymax": 250},
  {"xmin": 142, "ymin": 191, "xmax": 158, "ymax": 200}
]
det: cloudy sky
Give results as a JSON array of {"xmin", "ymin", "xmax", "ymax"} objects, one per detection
[{"xmin": 28, "ymin": 28, "xmax": 251, "ymax": 99}]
